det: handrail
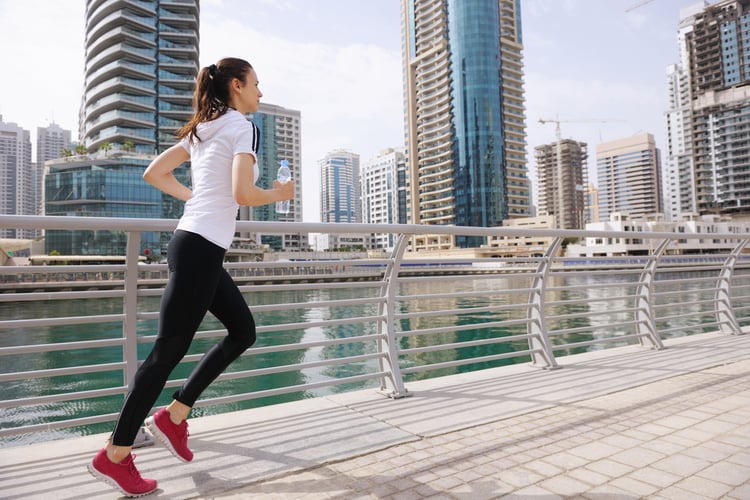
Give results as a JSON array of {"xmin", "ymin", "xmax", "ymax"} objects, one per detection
[{"xmin": 0, "ymin": 214, "xmax": 749, "ymax": 444}]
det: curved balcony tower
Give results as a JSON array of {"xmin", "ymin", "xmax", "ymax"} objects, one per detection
[{"xmin": 83, "ymin": 0, "xmax": 199, "ymax": 155}]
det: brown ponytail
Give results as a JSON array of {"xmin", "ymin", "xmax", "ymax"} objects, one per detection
[{"xmin": 177, "ymin": 57, "xmax": 253, "ymax": 142}]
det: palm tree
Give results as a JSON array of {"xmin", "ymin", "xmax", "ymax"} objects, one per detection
[
  {"xmin": 123, "ymin": 140, "xmax": 135, "ymax": 153},
  {"xmin": 75, "ymin": 144, "xmax": 87, "ymax": 156},
  {"xmin": 100, "ymin": 141, "xmax": 112, "ymax": 157}
]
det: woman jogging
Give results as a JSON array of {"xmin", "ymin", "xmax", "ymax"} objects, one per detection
[{"xmin": 88, "ymin": 57, "xmax": 293, "ymax": 497}]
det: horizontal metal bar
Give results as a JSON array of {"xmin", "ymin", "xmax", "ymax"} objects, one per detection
[
  {"xmin": 191, "ymin": 372, "xmax": 389, "ymax": 408},
  {"xmin": 550, "ymin": 333, "xmax": 644, "ymax": 351},
  {"xmin": 0, "ymin": 412, "xmax": 121, "ymax": 438},
  {"xmin": 399, "ymin": 333, "xmax": 534, "ymax": 355},
  {"xmin": 397, "ymin": 317, "xmax": 530, "ymax": 339},
  {"xmin": 396, "ymin": 288, "xmax": 535, "ymax": 302},
  {"xmin": 0, "ymin": 386, "xmax": 126, "ymax": 409},
  {"xmin": 400, "ymin": 349, "xmax": 537, "ymax": 374},
  {"xmin": 0, "ymin": 338, "xmax": 124, "ymax": 356},
  {"xmin": 0, "ymin": 362, "xmax": 125, "ymax": 383},
  {"xmin": 0, "ymin": 314, "xmax": 124, "ymax": 330},
  {"xmin": 0, "ymin": 289, "xmax": 126, "ymax": 302},
  {"xmin": 394, "ymin": 302, "xmax": 530, "ymax": 321}
]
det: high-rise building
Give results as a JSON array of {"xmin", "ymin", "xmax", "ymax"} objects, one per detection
[
  {"xmin": 43, "ymin": 0, "xmax": 199, "ymax": 255},
  {"xmin": 319, "ymin": 149, "xmax": 364, "ymax": 250},
  {"xmin": 36, "ymin": 123, "xmax": 73, "ymax": 218},
  {"xmin": 534, "ymin": 139, "xmax": 588, "ymax": 229},
  {"xmin": 665, "ymin": 0, "xmax": 750, "ymax": 220},
  {"xmin": 246, "ymin": 103, "xmax": 305, "ymax": 250},
  {"xmin": 401, "ymin": 0, "xmax": 530, "ymax": 247},
  {"xmin": 0, "ymin": 116, "xmax": 34, "ymax": 239},
  {"xmin": 320, "ymin": 149, "xmax": 361, "ymax": 224},
  {"xmin": 37, "ymin": 123, "xmax": 72, "ymax": 165},
  {"xmin": 585, "ymin": 183, "xmax": 600, "ymax": 225},
  {"xmin": 361, "ymin": 148, "xmax": 406, "ymax": 250},
  {"xmin": 597, "ymin": 133, "xmax": 662, "ymax": 222},
  {"xmin": 82, "ymin": 0, "xmax": 199, "ymax": 155}
]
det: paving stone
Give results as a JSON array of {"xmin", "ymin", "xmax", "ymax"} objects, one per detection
[
  {"xmin": 670, "ymin": 475, "xmax": 733, "ymax": 499},
  {"xmin": 538, "ymin": 475, "xmax": 591, "ymax": 496},
  {"xmin": 696, "ymin": 461, "xmax": 750, "ymax": 487}
]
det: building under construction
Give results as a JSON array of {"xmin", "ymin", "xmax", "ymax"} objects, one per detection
[{"xmin": 534, "ymin": 139, "xmax": 588, "ymax": 229}]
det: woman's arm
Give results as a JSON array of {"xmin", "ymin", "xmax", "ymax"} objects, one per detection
[
  {"xmin": 232, "ymin": 153, "xmax": 294, "ymax": 206},
  {"xmin": 143, "ymin": 144, "xmax": 192, "ymax": 202}
]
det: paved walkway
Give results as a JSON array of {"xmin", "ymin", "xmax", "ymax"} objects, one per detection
[{"xmin": 2, "ymin": 331, "xmax": 750, "ymax": 499}]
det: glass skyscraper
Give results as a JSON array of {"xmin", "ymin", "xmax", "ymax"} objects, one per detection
[
  {"xmin": 401, "ymin": 0, "xmax": 529, "ymax": 248},
  {"xmin": 43, "ymin": 0, "xmax": 199, "ymax": 256},
  {"xmin": 82, "ymin": 0, "xmax": 199, "ymax": 155}
]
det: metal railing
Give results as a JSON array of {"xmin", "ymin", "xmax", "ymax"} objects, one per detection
[{"xmin": 1, "ymin": 215, "xmax": 749, "ymax": 443}]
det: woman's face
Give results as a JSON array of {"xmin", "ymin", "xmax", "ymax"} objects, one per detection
[{"xmin": 233, "ymin": 68, "xmax": 262, "ymax": 114}]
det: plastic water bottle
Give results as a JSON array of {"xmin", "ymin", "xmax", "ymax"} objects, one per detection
[{"xmin": 275, "ymin": 159, "xmax": 291, "ymax": 214}]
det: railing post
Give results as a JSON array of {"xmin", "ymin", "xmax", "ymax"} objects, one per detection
[
  {"xmin": 377, "ymin": 234, "xmax": 410, "ymax": 398},
  {"xmin": 635, "ymin": 239, "xmax": 667, "ymax": 349},
  {"xmin": 526, "ymin": 237, "xmax": 560, "ymax": 369},
  {"xmin": 123, "ymin": 231, "xmax": 141, "ymax": 387},
  {"xmin": 716, "ymin": 238, "xmax": 748, "ymax": 335}
]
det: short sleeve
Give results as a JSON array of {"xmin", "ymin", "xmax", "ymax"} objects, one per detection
[
  {"xmin": 233, "ymin": 120, "xmax": 259, "ymax": 159},
  {"xmin": 178, "ymin": 135, "xmax": 191, "ymax": 153}
]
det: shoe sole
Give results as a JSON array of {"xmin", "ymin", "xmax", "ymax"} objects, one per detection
[
  {"xmin": 87, "ymin": 463, "xmax": 157, "ymax": 498},
  {"xmin": 145, "ymin": 416, "xmax": 191, "ymax": 463}
]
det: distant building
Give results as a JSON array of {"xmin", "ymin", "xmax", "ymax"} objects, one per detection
[
  {"xmin": 483, "ymin": 215, "xmax": 558, "ymax": 258},
  {"xmin": 82, "ymin": 0, "xmax": 199, "ymax": 154},
  {"xmin": 401, "ymin": 0, "xmax": 530, "ymax": 247},
  {"xmin": 597, "ymin": 133, "xmax": 662, "ymax": 222},
  {"xmin": 534, "ymin": 139, "xmax": 588, "ymax": 229},
  {"xmin": 567, "ymin": 212, "xmax": 750, "ymax": 257},
  {"xmin": 0, "ymin": 116, "xmax": 34, "ymax": 239},
  {"xmin": 360, "ymin": 148, "xmax": 405, "ymax": 250},
  {"xmin": 320, "ymin": 149, "xmax": 361, "ymax": 224},
  {"xmin": 585, "ymin": 182, "xmax": 600, "ymax": 224},
  {"xmin": 319, "ymin": 149, "xmax": 363, "ymax": 250},
  {"xmin": 36, "ymin": 123, "xmax": 72, "ymax": 217},
  {"xmin": 44, "ymin": 153, "xmax": 189, "ymax": 256},
  {"xmin": 664, "ymin": 0, "xmax": 750, "ymax": 219},
  {"xmin": 245, "ymin": 103, "xmax": 305, "ymax": 251}
]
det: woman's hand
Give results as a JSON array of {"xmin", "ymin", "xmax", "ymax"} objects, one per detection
[{"xmin": 273, "ymin": 179, "xmax": 294, "ymax": 201}]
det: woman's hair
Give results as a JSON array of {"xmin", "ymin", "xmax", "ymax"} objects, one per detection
[{"xmin": 177, "ymin": 57, "xmax": 253, "ymax": 141}]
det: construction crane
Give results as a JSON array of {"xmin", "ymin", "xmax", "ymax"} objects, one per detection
[
  {"xmin": 625, "ymin": 0, "xmax": 657, "ymax": 13},
  {"xmin": 538, "ymin": 117, "xmax": 622, "ymax": 228}
]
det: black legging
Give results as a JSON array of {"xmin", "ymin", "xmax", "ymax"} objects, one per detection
[{"xmin": 111, "ymin": 230, "xmax": 256, "ymax": 446}]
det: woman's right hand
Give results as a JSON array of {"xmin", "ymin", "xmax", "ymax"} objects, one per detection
[{"xmin": 273, "ymin": 179, "xmax": 294, "ymax": 201}]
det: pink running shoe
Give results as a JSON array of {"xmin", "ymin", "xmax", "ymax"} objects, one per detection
[
  {"xmin": 88, "ymin": 448, "xmax": 158, "ymax": 497},
  {"xmin": 145, "ymin": 408, "xmax": 193, "ymax": 462}
]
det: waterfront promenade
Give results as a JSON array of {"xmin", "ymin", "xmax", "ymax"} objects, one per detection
[{"xmin": 2, "ymin": 330, "xmax": 750, "ymax": 499}]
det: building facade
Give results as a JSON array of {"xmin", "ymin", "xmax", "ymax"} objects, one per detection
[
  {"xmin": 360, "ymin": 148, "xmax": 406, "ymax": 250},
  {"xmin": 0, "ymin": 116, "xmax": 34, "ymax": 239},
  {"xmin": 82, "ymin": 0, "xmax": 199, "ymax": 155},
  {"xmin": 44, "ymin": 153, "xmax": 189, "ymax": 255},
  {"xmin": 665, "ymin": 0, "xmax": 750, "ymax": 220},
  {"xmin": 401, "ymin": 0, "xmax": 530, "ymax": 248},
  {"xmin": 597, "ymin": 133, "xmax": 662, "ymax": 222},
  {"xmin": 319, "ymin": 149, "xmax": 364, "ymax": 249},
  {"xmin": 534, "ymin": 139, "xmax": 588, "ymax": 229},
  {"xmin": 246, "ymin": 103, "xmax": 305, "ymax": 250},
  {"xmin": 36, "ymin": 123, "xmax": 73, "ymax": 218},
  {"xmin": 320, "ymin": 149, "xmax": 361, "ymax": 224}
]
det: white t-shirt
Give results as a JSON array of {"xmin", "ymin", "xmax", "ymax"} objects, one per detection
[{"xmin": 176, "ymin": 109, "xmax": 260, "ymax": 249}]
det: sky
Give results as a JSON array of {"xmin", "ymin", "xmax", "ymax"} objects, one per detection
[{"xmin": 0, "ymin": 0, "xmax": 708, "ymax": 222}]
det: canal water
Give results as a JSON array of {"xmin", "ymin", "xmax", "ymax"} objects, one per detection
[{"xmin": 0, "ymin": 270, "xmax": 735, "ymax": 447}]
